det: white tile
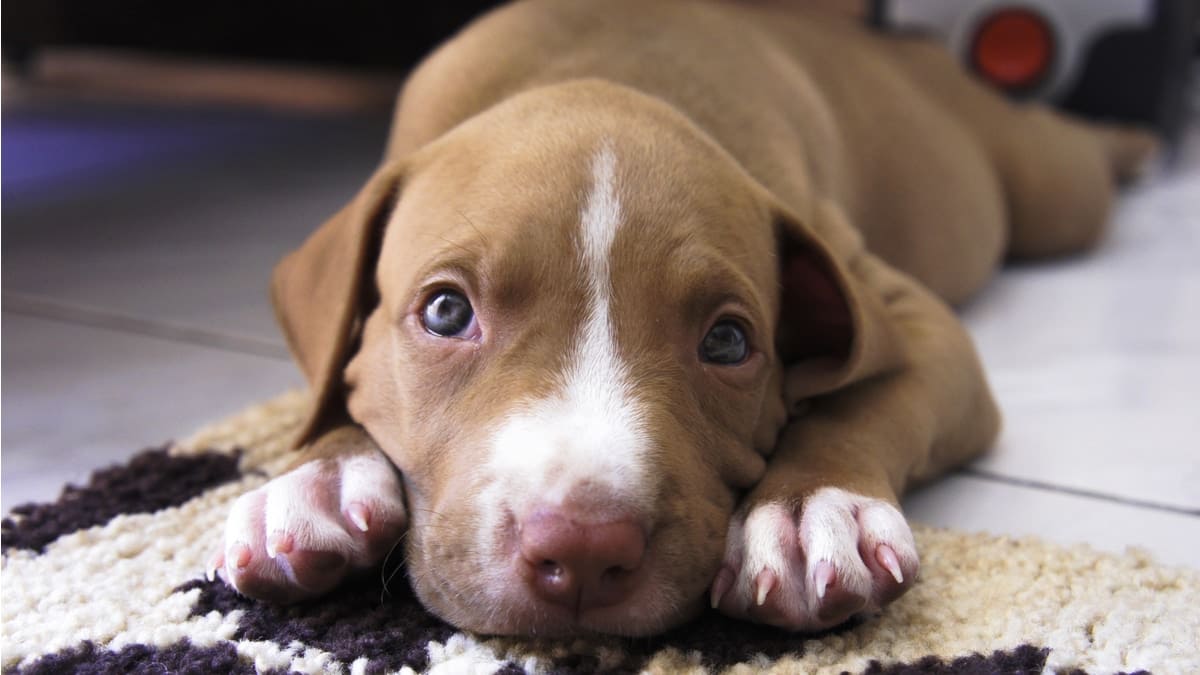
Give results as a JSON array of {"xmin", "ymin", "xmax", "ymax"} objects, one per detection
[
  {"xmin": 960, "ymin": 126, "xmax": 1200, "ymax": 512},
  {"xmin": 3, "ymin": 107, "xmax": 389, "ymax": 344},
  {"xmin": 903, "ymin": 474, "xmax": 1199, "ymax": 569},
  {"xmin": 1, "ymin": 313, "xmax": 304, "ymax": 511}
]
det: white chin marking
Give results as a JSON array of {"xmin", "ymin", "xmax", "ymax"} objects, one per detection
[{"xmin": 487, "ymin": 143, "xmax": 652, "ymax": 512}]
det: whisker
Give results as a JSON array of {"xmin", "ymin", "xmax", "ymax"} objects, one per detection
[{"xmin": 379, "ymin": 532, "xmax": 410, "ymax": 600}]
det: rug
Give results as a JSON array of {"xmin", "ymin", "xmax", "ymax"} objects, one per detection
[{"xmin": 3, "ymin": 391, "xmax": 1197, "ymax": 674}]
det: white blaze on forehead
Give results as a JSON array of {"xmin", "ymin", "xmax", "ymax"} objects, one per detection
[
  {"xmin": 579, "ymin": 144, "xmax": 622, "ymax": 282},
  {"xmin": 487, "ymin": 144, "xmax": 653, "ymax": 509}
]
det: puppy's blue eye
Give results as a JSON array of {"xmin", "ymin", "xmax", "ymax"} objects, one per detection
[
  {"xmin": 701, "ymin": 320, "xmax": 749, "ymax": 365},
  {"xmin": 422, "ymin": 290, "xmax": 474, "ymax": 337}
]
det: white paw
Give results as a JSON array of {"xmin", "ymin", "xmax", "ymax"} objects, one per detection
[
  {"xmin": 711, "ymin": 487, "xmax": 918, "ymax": 631},
  {"xmin": 209, "ymin": 452, "xmax": 407, "ymax": 603}
]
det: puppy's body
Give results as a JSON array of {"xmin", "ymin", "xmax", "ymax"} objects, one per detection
[{"xmin": 214, "ymin": 0, "xmax": 1150, "ymax": 637}]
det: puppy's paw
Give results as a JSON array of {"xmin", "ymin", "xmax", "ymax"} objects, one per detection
[
  {"xmin": 711, "ymin": 487, "xmax": 917, "ymax": 632},
  {"xmin": 208, "ymin": 452, "xmax": 407, "ymax": 603}
]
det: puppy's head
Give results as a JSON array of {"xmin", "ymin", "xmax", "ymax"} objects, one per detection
[{"xmin": 273, "ymin": 81, "xmax": 869, "ymax": 636}]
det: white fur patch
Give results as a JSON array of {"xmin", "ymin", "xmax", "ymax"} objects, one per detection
[
  {"xmin": 262, "ymin": 462, "xmax": 350, "ymax": 556},
  {"xmin": 798, "ymin": 488, "xmax": 914, "ymax": 569},
  {"xmin": 337, "ymin": 453, "xmax": 406, "ymax": 530},
  {"xmin": 486, "ymin": 144, "xmax": 652, "ymax": 511},
  {"xmin": 737, "ymin": 502, "xmax": 796, "ymax": 581},
  {"xmin": 724, "ymin": 488, "xmax": 917, "ymax": 615}
]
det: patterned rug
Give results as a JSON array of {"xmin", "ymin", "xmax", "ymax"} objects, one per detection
[{"xmin": 3, "ymin": 391, "xmax": 1197, "ymax": 674}]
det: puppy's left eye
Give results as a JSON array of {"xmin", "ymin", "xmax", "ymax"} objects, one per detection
[
  {"xmin": 423, "ymin": 289, "xmax": 475, "ymax": 337},
  {"xmin": 700, "ymin": 320, "xmax": 749, "ymax": 365}
]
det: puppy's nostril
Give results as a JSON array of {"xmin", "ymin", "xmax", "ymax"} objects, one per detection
[
  {"xmin": 601, "ymin": 565, "xmax": 631, "ymax": 582},
  {"xmin": 539, "ymin": 560, "xmax": 564, "ymax": 580}
]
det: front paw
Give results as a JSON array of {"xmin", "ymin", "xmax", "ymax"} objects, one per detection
[
  {"xmin": 711, "ymin": 487, "xmax": 917, "ymax": 632},
  {"xmin": 208, "ymin": 451, "xmax": 407, "ymax": 603}
]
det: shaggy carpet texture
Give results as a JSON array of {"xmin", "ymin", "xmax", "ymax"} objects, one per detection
[{"xmin": 3, "ymin": 391, "xmax": 1197, "ymax": 674}]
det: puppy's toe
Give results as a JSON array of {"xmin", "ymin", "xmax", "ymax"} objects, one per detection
[
  {"xmin": 215, "ymin": 452, "xmax": 407, "ymax": 603},
  {"xmin": 218, "ymin": 487, "xmax": 314, "ymax": 603},
  {"xmin": 797, "ymin": 488, "xmax": 918, "ymax": 623},
  {"xmin": 712, "ymin": 487, "xmax": 917, "ymax": 632}
]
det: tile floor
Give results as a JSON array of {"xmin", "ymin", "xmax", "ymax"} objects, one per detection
[{"xmin": 3, "ymin": 89, "xmax": 1198, "ymax": 568}]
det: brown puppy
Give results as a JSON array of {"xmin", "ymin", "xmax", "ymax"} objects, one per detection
[{"xmin": 210, "ymin": 0, "xmax": 1152, "ymax": 636}]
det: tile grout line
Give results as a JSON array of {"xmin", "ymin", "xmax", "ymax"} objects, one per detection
[
  {"xmin": 2, "ymin": 292, "xmax": 292, "ymax": 361},
  {"xmin": 962, "ymin": 467, "xmax": 1200, "ymax": 518}
]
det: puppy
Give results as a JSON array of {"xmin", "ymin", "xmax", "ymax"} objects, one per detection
[{"xmin": 210, "ymin": 0, "xmax": 1152, "ymax": 637}]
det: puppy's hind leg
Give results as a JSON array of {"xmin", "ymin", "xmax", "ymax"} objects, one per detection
[
  {"xmin": 989, "ymin": 110, "xmax": 1158, "ymax": 261},
  {"xmin": 1088, "ymin": 122, "xmax": 1161, "ymax": 185},
  {"xmin": 885, "ymin": 39, "xmax": 1159, "ymax": 261}
]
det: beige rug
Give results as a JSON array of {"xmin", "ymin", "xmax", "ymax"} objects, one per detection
[{"xmin": 3, "ymin": 391, "xmax": 1197, "ymax": 674}]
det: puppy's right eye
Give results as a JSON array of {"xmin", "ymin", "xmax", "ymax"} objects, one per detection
[{"xmin": 422, "ymin": 290, "xmax": 475, "ymax": 337}]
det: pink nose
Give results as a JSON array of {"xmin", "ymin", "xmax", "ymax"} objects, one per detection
[{"xmin": 518, "ymin": 509, "xmax": 646, "ymax": 611}]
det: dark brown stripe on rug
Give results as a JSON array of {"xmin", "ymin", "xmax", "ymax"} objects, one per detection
[
  {"xmin": 1, "ymin": 447, "xmax": 242, "ymax": 553},
  {"xmin": 178, "ymin": 570, "xmax": 837, "ymax": 673},
  {"xmin": 4, "ymin": 639, "xmax": 256, "ymax": 675},
  {"xmin": 616, "ymin": 610, "xmax": 832, "ymax": 671},
  {"xmin": 180, "ymin": 562, "xmax": 459, "ymax": 673},
  {"xmin": 862, "ymin": 645, "xmax": 1049, "ymax": 674},
  {"xmin": 175, "ymin": 569, "xmax": 1083, "ymax": 675}
]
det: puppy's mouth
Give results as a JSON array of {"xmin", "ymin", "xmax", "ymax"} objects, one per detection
[{"xmin": 419, "ymin": 562, "xmax": 704, "ymax": 638}]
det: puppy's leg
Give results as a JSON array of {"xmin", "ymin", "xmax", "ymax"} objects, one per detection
[
  {"xmin": 981, "ymin": 108, "xmax": 1156, "ymax": 260},
  {"xmin": 885, "ymin": 38, "xmax": 1158, "ymax": 260},
  {"xmin": 714, "ymin": 255, "xmax": 999, "ymax": 631},
  {"xmin": 209, "ymin": 426, "xmax": 407, "ymax": 603}
]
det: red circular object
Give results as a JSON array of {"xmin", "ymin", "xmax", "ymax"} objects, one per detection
[{"xmin": 971, "ymin": 8, "xmax": 1054, "ymax": 90}]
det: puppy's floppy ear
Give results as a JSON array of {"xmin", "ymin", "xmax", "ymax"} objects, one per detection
[
  {"xmin": 271, "ymin": 160, "xmax": 405, "ymax": 449},
  {"xmin": 774, "ymin": 198, "xmax": 903, "ymax": 405}
]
